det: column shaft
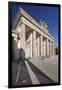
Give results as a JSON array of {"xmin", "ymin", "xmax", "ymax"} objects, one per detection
[
  {"xmin": 50, "ymin": 40, "xmax": 52, "ymax": 55},
  {"xmin": 31, "ymin": 33, "xmax": 33, "ymax": 57},
  {"xmin": 37, "ymin": 36, "xmax": 40, "ymax": 56},
  {"xmin": 32, "ymin": 30, "xmax": 36, "ymax": 57},
  {"xmin": 43, "ymin": 39, "xmax": 46, "ymax": 56},
  {"xmin": 20, "ymin": 22, "xmax": 25, "ymax": 59},
  {"xmin": 52, "ymin": 41, "xmax": 54, "ymax": 55},
  {"xmin": 21, "ymin": 23, "xmax": 25, "ymax": 49},
  {"xmin": 40, "ymin": 35, "xmax": 43, "ymax": 56},
  {"xmin": 46, "ymin": 39, "xmax": 49, "ymax": 56}
]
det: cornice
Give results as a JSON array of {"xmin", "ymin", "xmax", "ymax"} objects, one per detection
[{"xmin": 12, "ymin": 7, "xmax": 54, "ymax": 40}]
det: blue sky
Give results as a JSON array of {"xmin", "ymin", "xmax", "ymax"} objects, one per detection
[{"xmin": 12, "ymin": 3, "xmax": 59, "ymax": 47}]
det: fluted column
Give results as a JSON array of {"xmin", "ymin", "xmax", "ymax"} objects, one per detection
[
  {"xmin": 31, "ymin": 33, "xmax": 33, "ymax": 57},
  {"xmin": 40, "ymin": 34, "xmax": 43, "ymax": 56},
  {"xmin": 32, "ymin": 30, "xmax": 36, "ymax": 57},
  {"xmin": 50, "ymin": 40, "xmax": 52, "ymax": 56},
  {"xmin": 43, "ymin": 39, "xmax": 46, "ymax": 56},
  {"xmin": 37, "ymin": 36, "xmax": 40, "ymax": 56},
  {"xmin": 52, "ymin": 41, "xmax": 54, "ymax": 55},
  {"xmin": 46, "ymin": 39, "xmax": 49, "ymax": 56},
  {"xmin": 21, "ymin": 23, "xmax": 25, "ymax": 49},
  {"xmin": 20, "ymin": 22, "xmax": 26, "ymax": 59}
]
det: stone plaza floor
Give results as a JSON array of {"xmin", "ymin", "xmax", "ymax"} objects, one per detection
[{"xmin": 12, "ymin": 55, "xmax": 58, "ymax": 86}]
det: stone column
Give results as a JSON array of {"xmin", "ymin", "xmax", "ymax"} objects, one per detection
[
  {"xmin": 20, "ymin": 22, "xmax": 26, "ymax": 59},
  {"xmin": 43, "ymin": 39, "xmax": 46, "ymax": 56},
  {"xmin": 40, "ymin": 34, "xmax": 43, "ymax": 56},
  {"xmin": 32, "ymin": 30, "xmax": 36, "ymax": 58},
  {"xmin": 31, "ymin": 33, "xmax": 33, "ymax": 57},
  {"xmin": 37, "ymin": 36, "xmax": 40, "ymax": 57},
  {"xmin": 50, "ymin": 40, "xmax": 52, "ymax": 56},
  {"xmin": 52, "ymin": 41, "xmax": 54, "ymax": 55},
  {"xmin": 46, "ymin": 39, "xmax": 49, "ymax": 56}
]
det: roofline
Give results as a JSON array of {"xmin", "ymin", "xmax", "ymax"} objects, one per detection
[
  {"xmin": 19, "ymin": 7, "xmax": 48, "ymax": 32},
  {"xmin": 13, "ymin": 7, "xmax": 54, "ymax": 40}
]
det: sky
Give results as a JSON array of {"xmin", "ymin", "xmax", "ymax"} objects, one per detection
[{"xmin": 12, "ymin": 3, "xmax": 59, "ymax": 47}]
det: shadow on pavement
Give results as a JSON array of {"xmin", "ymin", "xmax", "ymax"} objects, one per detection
[
  {"xmin": 12, "ymin": 59, "xmax": 32, "ymax": 87},
  {"xmin": 12, "ymin": 39, "xmax": 32, "ymax": 86},
  {"xmin": 25, "ymin": 59, "xmax": 55, "ymax": 84}
]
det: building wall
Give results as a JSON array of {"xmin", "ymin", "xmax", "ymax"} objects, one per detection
[{"xmin": 12, "ymin": 37, "xmax": 19, "ymax": 61}]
